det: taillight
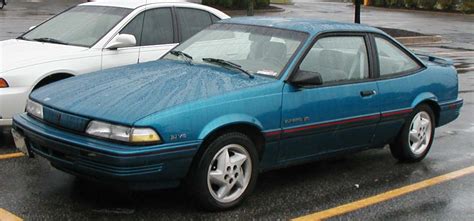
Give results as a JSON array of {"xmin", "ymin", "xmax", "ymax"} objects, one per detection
[{"xmin": 0, "ymin": 78, "xmax": 8, "ymax": 88}]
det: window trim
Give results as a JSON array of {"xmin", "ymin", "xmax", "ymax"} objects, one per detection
[
  {"xmin": 370, "ymin": 33, "xmax": 426, "ymax": 80},
  {"xmin": 287, "ymin": 31, "xmax": 376, "ymax": 89}
]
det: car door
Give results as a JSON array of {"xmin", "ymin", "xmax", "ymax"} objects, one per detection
[
  {"xmin": 370, "ymin": 34, "xmax": 425, "ymax": 147},
  {"xmin": 101, "ymin": 12, "xmax": 143, "ymax": 70},
  {"xmin": 279, "ymin": 34, "xmax": 380, "ymax": 161},
  {"xmin": 138, "ymin": 7, "xmax": 178, "ymax": 63}
]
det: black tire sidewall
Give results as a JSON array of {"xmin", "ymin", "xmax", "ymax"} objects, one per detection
[
  {"xmin": 192, "ymin": 132, "xmax": 259, "ymax": 211},
  {"xmin": 398, "ymin": 104, "xmax": 436, "ymax": 162}
]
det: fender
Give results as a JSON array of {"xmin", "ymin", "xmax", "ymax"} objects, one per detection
[
  {"xmin": 198, "ymin": 114, "xmax": 264, "ymax": 140},
  {"xmin": 411, "ymin": 92, "xmax": 438, "ymax": 109}
]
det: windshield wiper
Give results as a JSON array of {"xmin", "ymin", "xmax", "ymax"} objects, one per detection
[
  {"xmin": 17, "ymin": 36, "xmax": 31, "ymax": 41},
  {"xmin": 32, "ymin": 37, "xmax": 69, "ymax": 45},
  {"xmin": 202, "ymin": 58, "xmax": 254, "ymax": 79},
  {"xmin": 170, "ymin": 50, "xmax": 193, "ymax": 64}
]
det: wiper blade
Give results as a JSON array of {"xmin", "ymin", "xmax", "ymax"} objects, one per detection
[
  {"xmin": 17, "ymin": 36, "xmax": 31, "ymax": 41},
  {"xmin": 202, "ymin": 57, "xmax": 254, "ymax": 79},
  {"xmin": 170, "ymin": 50, "xmax": 193, "ymax": 64},
  {"xmin": 33, "ymin": 37, "xmax": 69, "ymax": 45}
]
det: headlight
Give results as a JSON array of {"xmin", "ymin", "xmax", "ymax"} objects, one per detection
[
  {"xmin": 86, "ymin": 120, "xmax": 161, "ymax": 144},
  {"xmin": 26, "ymin": 99, "xmax": 43, "ymax": 119}
]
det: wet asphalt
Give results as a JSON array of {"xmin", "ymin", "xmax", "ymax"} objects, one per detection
[{"xmin": 1, "ymin": 0, "xmax": 474, "ymax": 220}]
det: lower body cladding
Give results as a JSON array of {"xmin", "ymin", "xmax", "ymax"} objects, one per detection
[{"xmin": 12, "ymin": 114, "xmax": 200, "ymax": 190}]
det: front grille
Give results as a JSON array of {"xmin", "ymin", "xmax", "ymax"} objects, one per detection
[{"xmin": 43, "ymin": 106, "xmax": 90, "ymax": 132}]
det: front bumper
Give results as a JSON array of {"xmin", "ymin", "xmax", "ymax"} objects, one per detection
[
  {"xmin": 13, "ymin": 113, "xmax": 201, "ymax": 189},
  {"xmin": 0, "ymin": 86, "xmax": 30, "ymax": 127}
]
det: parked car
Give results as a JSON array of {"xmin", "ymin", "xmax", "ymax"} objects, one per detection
[
  {"xmin": 0, "ymin": 0, "xmax": 229, "ymax": 129},
  {"xmin": 12, "ymin": 17, "xmax": 462, "ymax": 210}
]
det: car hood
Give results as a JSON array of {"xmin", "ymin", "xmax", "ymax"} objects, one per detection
[
  {"xmin": 31, "ymin": 60, "xmax": 274, "ymax": 125},
  {"xmin": 0, "ymin": 39, "xmax": 88, "ymax": 72}
]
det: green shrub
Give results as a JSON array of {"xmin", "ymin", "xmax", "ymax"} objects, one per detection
[
  {"xmin": 385, "ymin": 0, "xmax": 403, "ymax": 7},
  {"xmin": 416, "ymin": 0, "xmax": 437, "ymax": 9},
  {"xmin": 403, "ymin": 0, "xmax": 417, "ymax": 7},
  {"xmin": 459, "ymin": 0, "xmax": 474, "ymax": 13},
  {"xmin": 202, "ymin": 0, "xmax": 270, "ymax": 9},
  {"xmin": 434, "ymin": 0, "xmax": 453, "ymax": 10},
  {"xmin": 374, "ymin": 0, "xmax": 386, "ymax": 6}
]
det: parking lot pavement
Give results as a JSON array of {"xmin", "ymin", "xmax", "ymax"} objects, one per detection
[{"xmin": 1, "ymin": 1, "xmax": 474, "ymax": 220}]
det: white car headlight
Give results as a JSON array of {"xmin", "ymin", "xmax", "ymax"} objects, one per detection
[
  {"xmin": 26, "ymin": 99, "xmax": 43, "ymax": 119},
  {"xmin": 86, "ymin": 120, "xmax": 161, "ymax": 144}
]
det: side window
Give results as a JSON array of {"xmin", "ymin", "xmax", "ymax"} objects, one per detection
[
  {"xmin": 299, "ymin": 36, "xmax": 369, "ymax": 84},
  {"xmin": 141, "ymin": 8, "xmax": 174, "ymax": 46},
  {"xmin": 176, "ymin": 8, "xmax": 213, "ymax": 41},
  {"xmin": 120, "ymin": 13, "xmax": 144, "ymax": 46},
  {"xmin": 375, "ymin": 37, "xmax": 421, "ymax": 76}
]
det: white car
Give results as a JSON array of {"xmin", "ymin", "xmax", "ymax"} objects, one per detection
[{"xmin": 0, "ymin": 0, "xmax": 229, "ymax": 129}]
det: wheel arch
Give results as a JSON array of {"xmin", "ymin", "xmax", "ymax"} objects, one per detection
[
  {"xmin": 32, "ymin": 72, "xmax": 75, "ymax": 91},
  {"xmin": 411, "ymin": 92, "xmax": 441, "ymax": 126}
]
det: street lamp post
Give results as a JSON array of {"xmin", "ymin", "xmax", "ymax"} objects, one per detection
[
  {"xmin": 247, "ymin": 0, "xmax": 255, "ymax": 16},
  {"xmin": 355, "ymin": 0, "xmax": 361, "ymax": 23}
]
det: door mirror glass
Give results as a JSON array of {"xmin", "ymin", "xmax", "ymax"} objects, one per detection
[
  {"xmin": 106, "ymin": 34, "xmax": 136, "ymax": 50},
  {"xmin": 290, "ymin": 70, "xmax": 323, "ymax": 87}
]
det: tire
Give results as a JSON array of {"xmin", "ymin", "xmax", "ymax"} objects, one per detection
[
  {"xmin": 189, "ymin": 132, "xmax": 259, "ymax": 211},
  {"xmin": 390, "ymin": 104, "xmax": 435, "ymax": 162},
  {"xmin": 0, "ymin": 2, "xmax": 4, "ymax": 9}
]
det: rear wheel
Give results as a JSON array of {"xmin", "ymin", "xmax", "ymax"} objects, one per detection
[
  {"xmin": 190, "ymin": 132, "xmax": 258, "ymax": 211},
  {"xmin": 390, "ymin": 104, "xmax": 435, "ymax": 162}
]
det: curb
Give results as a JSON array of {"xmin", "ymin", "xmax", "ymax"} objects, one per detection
[{"xmin": 395, "ymin": 35, "xmax": 444, "ymax": 46}]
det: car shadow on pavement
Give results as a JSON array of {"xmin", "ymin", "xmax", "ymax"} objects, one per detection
[{"xmin": 62, "ymin": 147, "xmax": 433, "ymax": 218}]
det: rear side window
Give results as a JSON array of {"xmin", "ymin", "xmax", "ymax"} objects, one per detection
[
  {"xmin": 375, "ymin": 37, "xmax": 421, "ymax": 76},
  {"xmin": 176, "ymin": 8, "xmax": 213, "ymax": 41},
  {"xmin": 299, "ymin": 36, "xmax": 369, "ymax": 84},
  {"xmin": 141, "ymin": 8, "xmax": 174, "ymax": 45}
]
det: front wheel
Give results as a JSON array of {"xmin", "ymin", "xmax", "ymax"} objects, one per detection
[
  {"xmin": 0, "ymin": 1, "xmax": 4, "ymax": 9},
  {"xmin": 390, "ymin": 104, "xmax": 435, "ymax": 162},
  {"xmin": 190, "ymin": 132, "xmax": 258, "ymax": 211}
]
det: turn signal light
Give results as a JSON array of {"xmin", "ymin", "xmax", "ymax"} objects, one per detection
[{"xmin": 0, "ymin": 78, "xmax": 8, "ymax": 88}]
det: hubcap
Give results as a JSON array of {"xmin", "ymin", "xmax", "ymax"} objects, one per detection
[
  {"xmin": 207, "ymin": 144, "xmax": 252, "ymax": 203},
  {"xmin": 408, "ymin": 111, "xmax": 432, "ymax": 155}
]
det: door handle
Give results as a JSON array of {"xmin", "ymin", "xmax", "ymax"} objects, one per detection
[{"xmin": 360, "ymin": 90, "xmax": 377, "ymax": 97}]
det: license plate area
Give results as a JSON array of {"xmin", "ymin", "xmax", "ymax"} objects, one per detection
[{"xmin": 11, "ymin": 128, "xmax": 29, "ymax": 157}]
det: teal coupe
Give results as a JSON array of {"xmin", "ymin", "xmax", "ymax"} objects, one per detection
[{"xmin": 12, "ymin": 17, "xmax": 462, "ymax": 210}]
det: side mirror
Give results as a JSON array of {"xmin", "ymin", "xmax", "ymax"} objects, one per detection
[
  {"xmin": 106, "ymin": 34, "xmax": 136, "ymax": 50},
  {"xmin": 289, "ymin": 70, "xmax": 323, "ymax": 87},
  {"xmin": 29, "ymin": 26, "xmax": 36, "ymax": 31}
]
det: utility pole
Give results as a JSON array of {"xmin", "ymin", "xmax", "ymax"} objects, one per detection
[
  {"xmin": 355, "ymin": 0, "xmax": 361, "ymax": 23},
  {"xmin": 247, "ymin": 0, "xmax": 255, "ymax": 16}
]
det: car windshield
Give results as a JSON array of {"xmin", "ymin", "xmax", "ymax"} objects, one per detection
[
  {"xmin": 22, "ymin": 6, "xmax": 132, "ymax": 47},
  {"xmin": 163, "ymin": 24, "xmax": 308, "ymax": 78}
]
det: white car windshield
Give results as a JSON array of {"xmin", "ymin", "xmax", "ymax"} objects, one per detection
[
  {"xmin": 164, "ymin": 23, "xmax": 308, "ymax": 78},
  {"xmin": 22, "ymin": 6, "xmax": 132, "ymax": 47}
]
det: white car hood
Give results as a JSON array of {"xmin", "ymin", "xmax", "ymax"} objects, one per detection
[{"xmin": 0, "ymin": 39, "xmax": 89, "ymax": 73}]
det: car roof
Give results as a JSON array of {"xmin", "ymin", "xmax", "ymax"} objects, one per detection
[
  {"xmin": 80, "ymin": 0, "xmax": 197, "ymax": 9},
  {"xmin": 220, "ymin": 17, "xmax": 384, "ymax": 36}
]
